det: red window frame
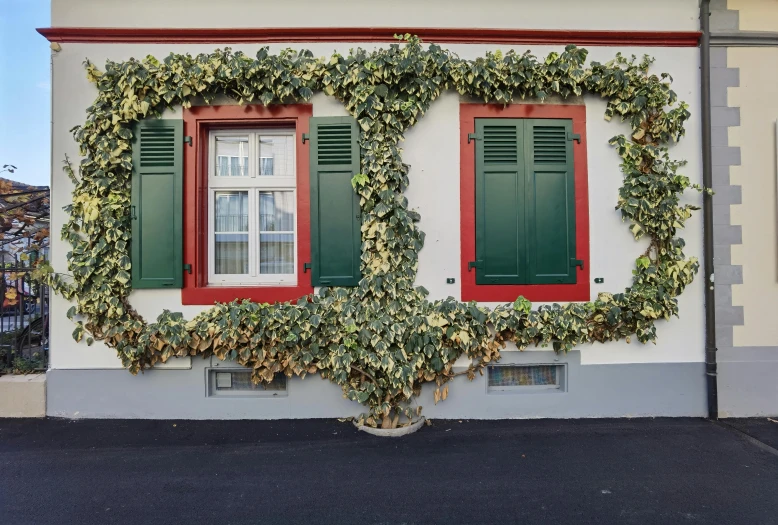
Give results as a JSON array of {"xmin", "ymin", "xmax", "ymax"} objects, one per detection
[
  {"xmin": 182, "ymin": 104, "xmax": 314, "ymax": 305},
  {"xmin": 459, "ymin": 103, "xmax": 590, "ymax": 302}
]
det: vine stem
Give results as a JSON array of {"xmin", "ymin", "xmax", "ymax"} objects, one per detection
[{"xmin": 350, "ymin": 364, "xmax": 378, "ymax": 385}]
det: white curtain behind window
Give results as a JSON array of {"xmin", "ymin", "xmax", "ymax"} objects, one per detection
[
  {"xmin": 218, "ymin": 156, "xmax": 249, "ymax": 177},
  {"xmin": 216, "ymin": 135, "xmax": 249, "ymax": 177},
  {"xmin": 259, "ymin": 191, "xmax": 294, "ymax": 274},
  {"xmin": 215, "ymin": 192, "xmax": 249, "ymax": 274}
]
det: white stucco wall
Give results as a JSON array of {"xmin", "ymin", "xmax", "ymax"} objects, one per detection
[
  {"xmin": 48, "ymin": 41, "xmax": 703, "ymax": 370},
  {"xmin": 50, "ymin": 0, "xmax": 700, "ymax": 31}
]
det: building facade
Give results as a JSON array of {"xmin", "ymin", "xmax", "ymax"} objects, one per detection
[
  {"xmin": 40, "ymin": 0, "xmax": 711, "ymax": 419},
  {"xmin": 710, "ymin": 0, "xmax": 778, "ymax": 416}
]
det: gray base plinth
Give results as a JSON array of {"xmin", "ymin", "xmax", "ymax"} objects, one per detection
[
  {"xmin": 718, "ymin": 348, "xmax": 778, "ymax": 417},
  {"xmin": 46, "ymin": 351, "xmax": 707, "ymax": 419}
]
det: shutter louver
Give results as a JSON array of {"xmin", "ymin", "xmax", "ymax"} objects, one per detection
[
  {"xmin": 316, "ymin": 123, "xmax": 353, "ymax": 165},
  {"xmin": 525, "ymin": 119, "xmax": 576, "ymax": 284},
  {"xmin": 532, "ymin": 125, "xmax": 568, "ymax": 164},
  {"xmin": 483, "ymin": 125, "xmax": 519, "ymax": 164},
  {"xmin": 309, "ymin": 116, "xmax": 361, "ymax": 287},
  {"xmin": 138, "ymin": 126, "xmax": 177, "ymax": 167},
  {"xmin": 131, "ymin": 118, "xmax": 184, "ymax": 289}
]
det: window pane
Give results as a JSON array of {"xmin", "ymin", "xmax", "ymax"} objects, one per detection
[
  {"xmin": 259, "ymin": 191, "xmax": 294, "ymax": 274},
  {"xmin": 258, "ymin": 135, "xmax": 294, "ymax": 177},
  {"xmin": 259, "ymin": 191, "xmax": 295, "ymax": 232},
  {"xmin": 260, "ymin": 233, "xmax": 294, "ymax": 274},
  {"xmin": 214, "ymin": 192, "xmax": 249, "ymax": 274},
  {"xmin": 215, "ymin": 136, "xmax": 249, "ymax": 177}
]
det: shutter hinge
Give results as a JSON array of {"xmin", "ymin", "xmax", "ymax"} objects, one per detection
[
  {"xmin": 183, "ymin": 264, "xmax": 192, "ymax": 274},
  {"xmin": 571, "ymin": 259, "xmax": 584, "ymax": 270},
  {"xmin": 468, "ymin": 261, "xmax": 481, "ymax": 271},
  {"xmin": 184, "ymin": 136, "xmax": 193, "ymax": 146},
  {"xmin": 467, "ymin": 133, "xmax": 481, "ymax": 144},
  {"xmin": 301, "ymin": 133, "xmax": 310, "ymax": 144},
  {"xmin": 303, "ymin": 262, "xmax": 312, "ymax": 273},
  {"xmin": 566, "ymin": 131, "xmax": 581, "ymax": 144}
]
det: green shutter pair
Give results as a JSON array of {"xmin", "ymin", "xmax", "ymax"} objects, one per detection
[
  {"xmin": 473, "ymin": 118, "xmax": 578, "ymax": 285},
  {"xmin": 130, "ymin": 116, "xmax": 361, "ymax": 289}
]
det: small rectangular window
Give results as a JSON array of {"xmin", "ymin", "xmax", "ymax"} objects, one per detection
[
  {"xmin": 487, "ymin": 364, "xmax": 566, "ymax": 393},
  {"xmin": 208, "ymin": 128, "xmax": 297, "ymax": 286}
]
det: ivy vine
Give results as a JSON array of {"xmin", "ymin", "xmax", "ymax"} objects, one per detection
[{"xmin": 44, "ymin": 37, "xmax": 703, "ymax": 428}]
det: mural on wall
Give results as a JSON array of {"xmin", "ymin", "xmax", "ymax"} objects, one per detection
[{"xmin": 44, "ymin": 38, "xmax": 703, "ymax": 427}]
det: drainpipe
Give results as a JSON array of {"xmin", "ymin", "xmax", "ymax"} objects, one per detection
[{"xmin": 700, "ymin": 0, "xmax": 719, "ymax": 419}]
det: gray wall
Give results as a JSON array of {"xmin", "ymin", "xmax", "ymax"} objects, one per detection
[{"xmin": 47, "ymin": 352, "xmax": 706, "ymax": 419}]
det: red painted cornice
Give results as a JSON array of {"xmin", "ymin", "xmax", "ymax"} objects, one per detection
[{"xmin": 36, "ymin": 27, "xmax": 701, "ymax": 47}]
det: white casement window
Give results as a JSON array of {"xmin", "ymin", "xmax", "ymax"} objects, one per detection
[{"xmin": 207, "ymin": 129, "xmax": 297, "ymax": 286}]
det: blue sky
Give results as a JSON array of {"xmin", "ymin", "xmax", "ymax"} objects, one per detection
[{"xmin": 0, "ymin": 0, "xmax": 51, "ymax": 187}]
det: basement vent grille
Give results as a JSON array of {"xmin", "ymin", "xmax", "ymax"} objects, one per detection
[
  {"xmin": 207, "ymin": 369, "xmax": 287, "ymax": 397},
  {"xmin": 487, "ymin": 364, "xmax": 566, "ymax": 393}
]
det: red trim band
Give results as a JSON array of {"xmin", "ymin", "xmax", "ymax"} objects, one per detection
[
  {"xmin": 182, "ymin": 104, "xmax": 314, "ymax": 306},
  {"xmin": 37, "ymin": 27, "xmax": 701, "ymax": 47},
  {"xmin": 459, "ymin": 103, "xmax": 591, "ymax": 303}
]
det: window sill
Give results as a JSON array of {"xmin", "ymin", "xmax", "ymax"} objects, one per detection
[
  {"xmin": 460, "ymin": 282, "xmax": 589, "ymax": 303},
  {"xmin": 182, "ymin": 284, "xmax": 313, "ymax": 305}
]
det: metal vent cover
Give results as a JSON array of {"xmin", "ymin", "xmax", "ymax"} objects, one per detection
[
  {"xmin": 487, "ymin": 364, "xmax": 566, "ymax": 393},
  {"xmin": 207, "ymin": 369, "xmax": 287, "ymax": 397}
]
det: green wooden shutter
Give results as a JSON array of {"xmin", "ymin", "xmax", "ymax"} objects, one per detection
[
  {"xmin": 474, "ymin": 119, "xmax": 525, "ymax": 285},
  {"xmin": 524, "ymin": 119, "xmax": 577, "ymax": 284},
  {"xmin": 130, "ymin": 118, "xmax": 184, "ymax": 289},
  {"xmin": 309, "ymin": 116, "xmax": 361, "ymax": 287}
]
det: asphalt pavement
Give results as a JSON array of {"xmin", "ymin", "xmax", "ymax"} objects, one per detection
[{"xmin": 2, "ymin": 417, "xmax": 778, "ymax": 524}]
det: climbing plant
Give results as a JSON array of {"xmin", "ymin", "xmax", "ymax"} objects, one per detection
[{"xmin": 43, "ymin": 37, "xmax": 703, "ymax": 428}]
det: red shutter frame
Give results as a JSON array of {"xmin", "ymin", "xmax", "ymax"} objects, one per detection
[
  {"xmin": 182, "ymin": 104, "xmax": 314, "ymax": 305},
  {"xmin": 459, "ymin": 103, "xmax": 591, "ymax": 303}
]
